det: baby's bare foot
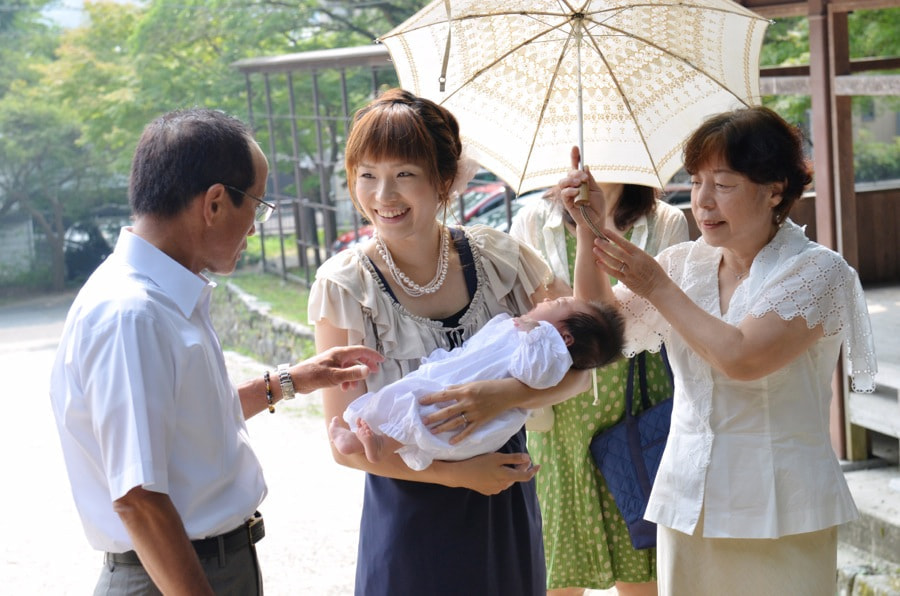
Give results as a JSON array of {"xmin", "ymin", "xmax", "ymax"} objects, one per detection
[
  {"xmin": 358, "ymin": 419, "xmax": 385, "ymax": 463},
  {"xmin": 328, "ymin": 416, "xmax": 364, "ymax": 456}
]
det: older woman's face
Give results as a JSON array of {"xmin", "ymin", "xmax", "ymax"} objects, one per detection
[{"xmin": 690, "ymin": 157, "xmax": 782, "ymax": 252}]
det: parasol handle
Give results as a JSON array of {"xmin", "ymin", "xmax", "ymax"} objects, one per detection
[{"xmin": 575, "ymin": 184, "xmax": 590, "ymax": 205}]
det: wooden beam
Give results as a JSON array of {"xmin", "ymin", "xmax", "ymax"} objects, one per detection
[
  {"xmin": 835, "ymin": 74, "xmax": 900, "ymax": 94},
  {"xmin": 741, "ymin": 0, "xmax": 808, "ymax": 17},
  {"xmin": 739, "ymin": 0, "xmax": 900, "ymax": 16},
  {"xmin": 760, "ymin": 73, "xmax": 900, "ymax": 94},
  {"xmin": 761, "ymin": 56, "xmax": 900, "ymax": 77},
  {"xmin": 828, "ymin": 0, "xmax": 900, "ymax": 12}
]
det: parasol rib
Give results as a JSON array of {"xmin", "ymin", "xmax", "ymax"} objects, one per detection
[{"xmin": 516, "ymin": 31, "xmax": 577, "ymax": 195}]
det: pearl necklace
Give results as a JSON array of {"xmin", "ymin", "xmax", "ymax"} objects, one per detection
[{"xmin": 375, "ymin": 227, "xmax": 450, "ymax": 297}]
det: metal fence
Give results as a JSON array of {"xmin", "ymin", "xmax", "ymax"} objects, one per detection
[{"xmin": 232, "ymin": 45, "xmax": 396, "ymax": 286}]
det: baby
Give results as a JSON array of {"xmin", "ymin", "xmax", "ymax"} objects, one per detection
[{"xmin": 329, "ymin": 296, "xmax": 624, "ymax": 471}]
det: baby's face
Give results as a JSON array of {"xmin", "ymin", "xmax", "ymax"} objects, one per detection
[{"xmin": 529, "ymin": 296, "xmax": 582, "ymax": 329}]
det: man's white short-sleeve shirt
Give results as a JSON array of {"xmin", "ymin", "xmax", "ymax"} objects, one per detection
[{"xmin": 50, "ymin": 228, "xmax": 266, "ymax": 552}]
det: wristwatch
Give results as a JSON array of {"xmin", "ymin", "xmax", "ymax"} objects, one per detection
[{"xmin": 276, "ymin": 363, "xmax": 296, "ymax": 400}]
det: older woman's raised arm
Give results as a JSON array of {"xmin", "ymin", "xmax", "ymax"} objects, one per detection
[{"xmin": 590, "ymin": 230, "xmax": 824, "ymax": 380}]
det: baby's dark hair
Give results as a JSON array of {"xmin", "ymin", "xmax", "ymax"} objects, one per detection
[{"xmin": 563, "ymin": 302, "xmax": 625, "ymax": 370}]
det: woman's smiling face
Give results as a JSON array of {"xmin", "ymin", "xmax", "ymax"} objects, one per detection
[{"xmin": 354, "ymin": 158, "xmax": 441, "ymax": 241}]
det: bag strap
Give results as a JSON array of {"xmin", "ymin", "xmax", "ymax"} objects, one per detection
[
  {"xmin": 630, "ymin": 345, "xmax": 676, "ymax": 416},
  {"xmin": 660, "ymin": 343, "xmax": 674, "ymax": 385},
  {"xmin": 636, "ymin": 352, "xmax": 650, "ymax": 411},
  {"xmin": 624, "ymin": 354, "xmax": 639, "ymax": 417}
]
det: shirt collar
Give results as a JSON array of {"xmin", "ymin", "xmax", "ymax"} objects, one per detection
[{"xmin": 114, "ymin": 227, "xmax": 214, "ymax": 318}]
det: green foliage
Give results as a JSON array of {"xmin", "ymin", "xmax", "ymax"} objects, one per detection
[
  {"xmin": 760, "ymin": 16, "xmax": 809, "ymax": 68},
  {"xmin": 0, "ymin": 263, "xmax": 53, "ymax": 299},
  {"xmin": 759, "ymin": 9, "xmax": 900, "ymax": 145},
  {"xmin": 0, "ymin": 0, "xmax": 58, "ymax": 95},
  {"xmin": 240, "ymin": 233, "xmax": 299, "ymax": 268},
  {"xmin": 4, "ymin": 0, "xmax": 900, "ymax": 295},
  {"xmin": 226, "ymin": 270, "xmax": 310, "ymax": 325},
  {"xmin": 43, "ymin": 2, "xmax": 150, "ymax": 173},
  {"xmin": 854, "ymin": 130, "xmax": 900, "ymax": 182},
  {"xmin": 0, "ymin": 0, "xmax": 426, "ymax": 292},
  {"xmin": 759, "ymin": 17, "xmax": 811, "ymax": 126},
  {"xmin": 848, "ymin": 6, "xmax": 900, "ymax": 61}
]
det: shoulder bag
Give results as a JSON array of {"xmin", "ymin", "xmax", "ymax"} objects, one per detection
[{"xmin": 588, "ymin": 346, "xmax": 674, "ymax": 550}]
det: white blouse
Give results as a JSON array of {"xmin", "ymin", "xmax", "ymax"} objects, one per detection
[{"xmin": 616, "ymin": 219, "xmax": 878, "ymax": 538}]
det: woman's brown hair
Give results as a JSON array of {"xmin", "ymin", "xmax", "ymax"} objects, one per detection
[
  {"xmin": 683, "ymin": 105, "xmax": 813, "ymax": 224},
  {"xmin": 345, "ymin": 89, "xmax": 462, "ymax": 209}
]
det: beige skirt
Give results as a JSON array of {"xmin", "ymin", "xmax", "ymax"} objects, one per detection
[{"xmin": 657, "ymin": 510, "xmax": 838, "ymax": 596}]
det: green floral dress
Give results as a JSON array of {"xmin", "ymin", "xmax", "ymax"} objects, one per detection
[{"xmin": 527, "ymin": 229, "xmax": 673, "ymax": 589}]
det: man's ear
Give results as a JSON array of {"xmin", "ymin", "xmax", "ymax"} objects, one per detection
[
  {"xmin": 202, "ymin": 184, "xmax": 227, "ymax": 226},
  {"xmin": 561, "ymin": 330, "xmax": 574, "ymax": 347}
]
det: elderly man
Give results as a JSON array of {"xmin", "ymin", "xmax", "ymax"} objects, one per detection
[{"xmin": 50, "ymin": 108, "xmax": 382, "ymax": 595}]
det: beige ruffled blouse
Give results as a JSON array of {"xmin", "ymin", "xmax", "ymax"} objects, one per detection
[{"xmin": 308, "ymin": 225, "xmax": 554, "ymax": 392}]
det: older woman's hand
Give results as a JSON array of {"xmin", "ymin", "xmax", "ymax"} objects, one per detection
[{"xmin": 592, "ymin": 228, "xmax": 670, "ymax": 299}]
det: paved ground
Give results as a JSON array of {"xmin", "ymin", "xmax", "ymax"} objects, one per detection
[{"xmin": 2, "ymin": 284, "xmax": 897, "ymax": 594}]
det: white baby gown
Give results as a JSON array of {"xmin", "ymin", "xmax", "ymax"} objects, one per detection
[{"xmin": 343, "ymin": 313, "xmax": 572, "ymax": 470}]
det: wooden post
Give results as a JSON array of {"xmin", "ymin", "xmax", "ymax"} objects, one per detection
[{"xmin": 830, "ymin": 8, "xmax": 869, "ymax": 460}]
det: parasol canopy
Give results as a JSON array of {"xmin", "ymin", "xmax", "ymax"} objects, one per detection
[{"xmin": 379, "ymin": 0, "xmax": 770, "ymax": 192}]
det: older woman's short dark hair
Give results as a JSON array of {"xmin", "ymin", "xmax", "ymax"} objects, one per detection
[
  {"xmin": 683, "ymin": 106, "xmax": 813, "ymax": 224},
  {"xmin": 129, "ymin": 108, "xmax": 255, "ymax": 218}
]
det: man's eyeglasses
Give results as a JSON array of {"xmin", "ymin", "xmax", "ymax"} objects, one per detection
[{"xmin": 223, "ymin": 184, "xmax": 276, "ymax": 223}]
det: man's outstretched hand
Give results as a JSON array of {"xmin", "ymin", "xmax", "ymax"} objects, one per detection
[{"xmin": 292, "ymin": 345, "xmax": 383, "ymax": 393}]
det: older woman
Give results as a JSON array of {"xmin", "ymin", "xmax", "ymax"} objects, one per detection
[{"xmin": 561, "ymin": 106, "xmax": 877, "ymax": 595}]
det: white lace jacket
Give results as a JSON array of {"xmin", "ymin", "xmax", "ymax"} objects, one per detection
[{"xmin": 619, "ymin": 219, "xmax": 877, "ymax": 538}]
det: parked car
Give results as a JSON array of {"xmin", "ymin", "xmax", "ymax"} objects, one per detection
[
  {"xmin": 332, "ymin": 223, "xmax": 375, "ymax": 252},
  {"xmin": 64, "ymin": 221, "xmax": 112, "ymax": 281},
  {"xmin": 465, "ymin": 188, "xmax": 546, "ymax": 233},
  {"xmin": 456, "ymin": 182, "xmax": 511, "ymax": 222},
  {"xmin": 468, "ymin": 168, "xmax": 500, "ymax": 187},
  {"xmin": 663, "ymin": 183, "xmax": 690, "ymax": 205}
]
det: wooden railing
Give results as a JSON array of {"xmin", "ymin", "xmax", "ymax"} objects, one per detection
[{"xmin": 679, "ymin": 183, "xmax": 900, "ymax": 285}]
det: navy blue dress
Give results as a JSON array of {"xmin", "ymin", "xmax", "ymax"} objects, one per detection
[{"xmin": 355, "ymin": 229, "xmax": 546, "ymax": 595}]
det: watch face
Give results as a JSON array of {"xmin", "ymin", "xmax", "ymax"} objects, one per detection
[{"xmin": 278, "ymin": 367, "xmax": 296, "ymax": 399}]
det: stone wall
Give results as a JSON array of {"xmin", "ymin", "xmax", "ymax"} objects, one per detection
[{"xmin": 210, "ymin": 281, "xmax": 315, "ymax": 367}]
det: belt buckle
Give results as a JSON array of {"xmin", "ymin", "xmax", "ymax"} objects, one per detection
[{"xmin": 247, "ymin": 511, "xmax": 263, "ymax": 544}]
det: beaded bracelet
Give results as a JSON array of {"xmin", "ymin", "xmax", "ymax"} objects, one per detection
[{"xmin": 264, "ymin": 370, "xmax": 275, "ymax": 414}]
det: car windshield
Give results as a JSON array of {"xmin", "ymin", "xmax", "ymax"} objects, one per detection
[{"xmin": 460, "ymin": 185, "xmax": 501, "ymax": 209}]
